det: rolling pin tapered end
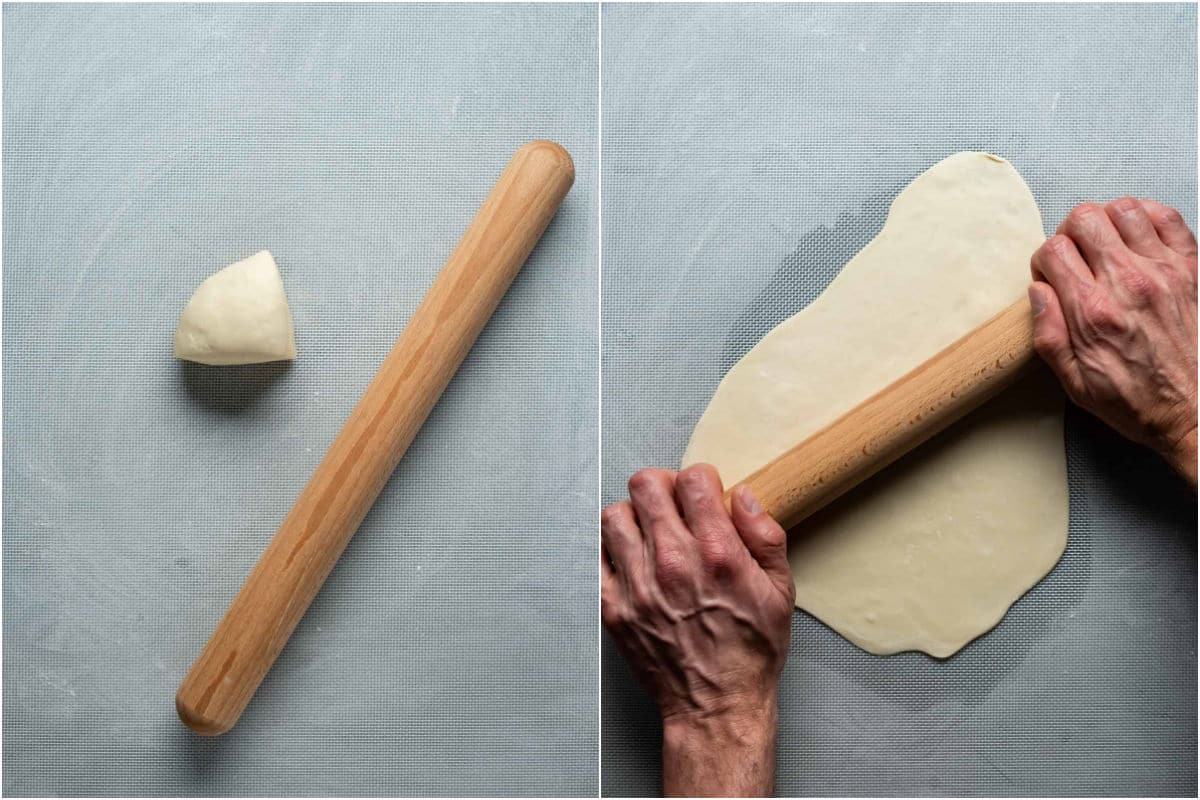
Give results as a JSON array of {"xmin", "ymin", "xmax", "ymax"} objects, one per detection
[
  {"xmin": 517, "ymin": 139, "xmax": 575, "ymax": 186},
  {"xmin": 176, "ymin": 691, "xmax": 233, "ymax": 736}
]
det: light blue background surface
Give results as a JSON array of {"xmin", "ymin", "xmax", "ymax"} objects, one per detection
[
  {"xmin": 602, "ymin": 3, "xmax": 1197, "ymax": 796},
  {"xmin": 4, "ymin": 4, "xmax": 598, "ymax": 796}
]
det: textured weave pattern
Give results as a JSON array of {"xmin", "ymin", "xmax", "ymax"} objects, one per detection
[
  {"xmin": 601, "ymin": 3, "xmax": 1197, "ymax": 796},
  {"xmin": 3, "ymin": 4, "xmax": 597, "ymax": 796}
]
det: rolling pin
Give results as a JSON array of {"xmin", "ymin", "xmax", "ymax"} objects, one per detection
[
  {"xmin": 176, "ymin": 140, "xmax": 575, "ymax": 735},
  {"xmin": 728, "ymin": 295, "xmax": 1038, "ymax": 531}
]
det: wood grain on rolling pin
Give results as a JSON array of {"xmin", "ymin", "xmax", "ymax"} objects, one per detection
[
  {"xmin": 729, "ymin": 295, "xmax": 1038, "ymax": 531},
  {"xmin": 177, "ymin": 141, "xmax": 575, "ymax": 735}
]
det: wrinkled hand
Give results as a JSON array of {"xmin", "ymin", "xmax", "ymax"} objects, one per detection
[
  {"xmin": 1030, "ymin": 198, "xmax": 1198, "ymax": 485},
  {"xmin": 601, "ymin": 464, "xmax": 794, "ymax": 720},
  {"xmin": 601, "ymin": 464, "xmax": 794, "ymax": 796}
]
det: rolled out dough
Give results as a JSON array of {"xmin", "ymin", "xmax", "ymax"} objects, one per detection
[
  {"xmin": 174, "ymin": 250, "xmax": 297, "ymax": 366},
  {"xmin": 683, "ymin": 152, "xmax": 1068, "ymax": 658}
]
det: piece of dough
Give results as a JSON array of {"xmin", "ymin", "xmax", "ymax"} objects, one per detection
[
  {"xmin": 174, "ymin": 250, "xmax": 297, "ymax": 366},
  {"xmin": 683, "ymin": 152, "xmax": 1068, "ymax": 658}
]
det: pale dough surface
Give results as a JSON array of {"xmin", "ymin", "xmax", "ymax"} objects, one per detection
[
  {"xmin": 174, "ymin": 250, "xmax": 298, "ymax": 366},
  {"xmin": 683, "ymin": 152, "xmax": 1068, "ymax": 657}
]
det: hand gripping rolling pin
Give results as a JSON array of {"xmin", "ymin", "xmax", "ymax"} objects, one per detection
[
  {"xmin": 727, "ymin": 296, "xmax": 1039, "ymax": 530},
  {"xmin": 176, "ymin": 141, "xmax": 575, "ymax": 735}
]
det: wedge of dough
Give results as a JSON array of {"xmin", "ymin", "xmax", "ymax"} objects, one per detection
[
  {"xmin": 174, "ymin": 250, "xmax": 297, "ymax": 366},
  {"xmin": 683, "ymin": 152, "xmax": 1068, "ymax": 658}
]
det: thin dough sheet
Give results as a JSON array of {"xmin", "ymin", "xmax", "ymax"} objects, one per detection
[{"xmin": 683, "ymin": 152, "xmax": 1069, "ymax": 657}]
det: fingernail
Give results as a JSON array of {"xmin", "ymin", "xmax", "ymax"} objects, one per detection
[
  {"xmin": 737, "ymin": 485, "xmax": 763, "ymax": 515},
  {"xmin": 1029, "ymin": 285, "xmax": 1046, "ymax": 315}
]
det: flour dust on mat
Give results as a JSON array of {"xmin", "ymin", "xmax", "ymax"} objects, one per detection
[{"xmin": 683, "ymin": 152, "xmax": 1069, "ymax": 658}]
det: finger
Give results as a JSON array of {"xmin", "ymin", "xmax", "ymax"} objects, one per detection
[
  {"xmin": 1029, "ymin": 282, "xmax": 1086, "ymax": 400},
  {"xmin": 600, "ymin": 500, "xmax": 642, "ymax": 574},
  {"xmin": 729, "ymin": 485, "xmax": 793, "ymax": 594},
  {"xmin": 1057, "ymin": 202, "xmax": 1125, "ymax": 275},
  {"xmin": 674, "ymin": 463, "xmax": 747, "ymax": 577},
  {"xmin": 626, "ymin": 469, "xmax": 682, "ymax": 533},
  {"xmin": 1140, "ymin": 199, "xmax": 1198, "ymax": 259},
  {"xmin": 1104, "ymin": 196, "xmax": 1166, "ymax": 258},
  {"xmin": 600, "ymin": 542, "xmax": 625, "ymax": 631},
  {"xmin": 1031, "ymin": 234, "xmax": 1094, "ymax": 306},
  {"xmin": 626, "ymin": 469, "xmax": 691, "ymax": 583},
  {"xmin": 674, "ymin": 464, "xmax": 738, "ymax": 543}
]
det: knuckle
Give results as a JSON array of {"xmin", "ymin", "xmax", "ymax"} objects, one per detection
[
  {"xmin": 676, "ymin": 463, "xmax": 718, "ymax": 493},
  {"xmin": 654, "ymin": 545, "xmax": 689, "ymax": 587},
  {"xmin": 1037, "ymin": 235, "xmax": 1084, "ymax": 278},
  {"xmin": 675, "ymin": 464, "xmax": 707, "ymax": 489},
  {"xmin": 698, "ymin": 538, "xmax": 734, "ymax": 573},
  {"xmin": 1108, "ymin": 196, "xmax": 1141, "ymax": 216},
  {"xmin": 1157, "ymin": 204, "xmax": 1185, "ymax": 226},
  {"xmin": 1069, "ymin": 204, "xmax": 1115, "ymax": 242},
  {"xmin": 600, "ymin": 596, "xmax": 624, "ymax": 630},
  {"xmin": 1069, "ymin": 202, "xmax": 1103, "ymax": 224},
  {"xmin": 628, "ymin": 582, "xmax": 656, "ymax": 615},
  {"xmin": 1046, "ymin": 234, "xmax": 1074, "ymax": 259},
  {"xmin": 1081, "ymin": 294, "xmax": 1125, "ymax": 334},
  {"xmin": 1032, "ymin": 327, "xmax": 1063, "ymax": 358},
  {"xmin": 1033, "ymin": 237, "xmax": 1064, "ymax": 271},
  {"xmin": 1116, "ymin": 267, "xmax": 1159, "ymax": 303},
  {"xmin": 627, "ymin": 469, "xmax": 663, "ymax": 497},
  {"xmin": 626, "ymin": 470, "xmax": 651, "ymax": 495},
  {"xmin": 1079, "ymin": 216, "xmax": 1109, "ymax": 241},
  {"xmin": 756, "ymin": 521, "xmax": 787, "ymax": 550},
  {"xmin": 601, "ymin": 502, "xmax": 636, "ymax": 538},
  {"xmin": 677, "ymin": 478, "xmax": 716, "ymax": 511},
  {"xmin": 1064, "ymin": 375, "xmax": 1088, "ymax": 403}
]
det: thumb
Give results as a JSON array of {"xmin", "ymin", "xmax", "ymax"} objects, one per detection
[
  {"xmin": 1029, "ymin": 282, "xmax": 1085, "ymax": 400},
  {"xmin": 729, "ymin": 484, "xmax": 793, "ymax": 594}
]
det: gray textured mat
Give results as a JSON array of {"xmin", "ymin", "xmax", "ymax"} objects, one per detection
[
  {"xmin": 601, "ymin": 3, "xmax": 1197, "ymax": 796},
  {"xmin": 3, "ymin": 4, "xmax": 597, "ymax": 796}
]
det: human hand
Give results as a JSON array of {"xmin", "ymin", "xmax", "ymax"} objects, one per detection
[
  {"xmin": 1029, "ymin": 198, "xmax": 1198, "ymax": 485},
  {"xmin": 601, "ymin": 464, "xmax": 794, "ymax": 796}
]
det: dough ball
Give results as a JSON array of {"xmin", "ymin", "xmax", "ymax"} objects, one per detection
[{"xmin": 174, "ymin": 250, "xmax": 297, "ymax": 366}]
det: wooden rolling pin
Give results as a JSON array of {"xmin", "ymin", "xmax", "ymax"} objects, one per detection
[
  {"xmin": 729, "ymin": 295, "xmax": 1038, "ymax": 530},
  {"xmin": 177, "ymin": 140, "xmax": 575, "ymax": 735}
]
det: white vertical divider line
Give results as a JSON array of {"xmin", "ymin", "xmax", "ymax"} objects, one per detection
[{"xmin": 595, "ymin": 1, "xmax": 604, "ymax": 794}]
